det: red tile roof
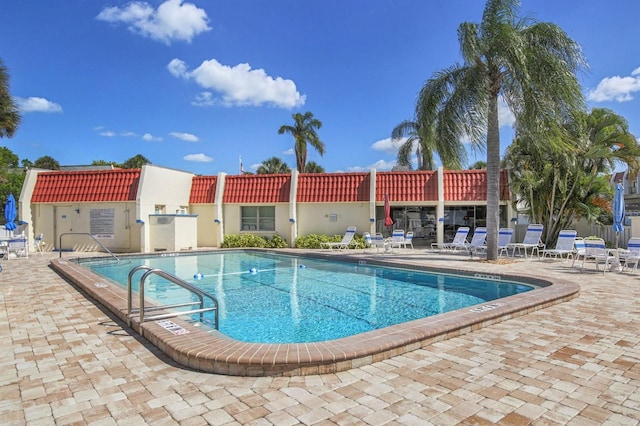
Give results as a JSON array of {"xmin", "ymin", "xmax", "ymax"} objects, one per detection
[
  {"xmin": 443, "ymin": 170, "xmax": 510, "ymax": 201},
  {"xmin": 223, "ymin": 174, "xmax": 291, "ymax": 203},
  {"xmin": 31, "ymin": 169, "xmax": 140, "ymax": 203},
  {"xmin": 189, "ymin": 176, "xmax": 217, "ymax": 204},
  {"xmin": 297, "ymin": 173, "xmax": 370, "ymax": 202},
  {"xmin": 376, "ymin": 171, "xmax": 437, "ymax": 201}
]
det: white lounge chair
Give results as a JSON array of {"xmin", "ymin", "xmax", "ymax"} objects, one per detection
[
  {"xmin": 8, "ymin": 238, "xmax": 28, "ymax": 259},
  {"xmin": 579, "ymin": 238, "xmax": 617, "ymax": 273},
  {"xmin": 541, "ymin": 230, "xmax": 577, "ymax": 260},
  {"xmin": 497, "ymin": 228, "xmax": 514, "ymax": 257},
  {"xmin": 508, "ymin": 224, "xmax": 544, "ymax": 259},
  {"xmin": 432, "ymin": 226, "xmax": 469, "ymax": 252},
  {"xmin": 620, "ymin": 237, "xmax": 640, "ymax": 273},
  {"xmin": 371, "ymin": 232, "xmax": 390, "ymax": 253},
  {"xmin": 402, "ymin": 231, "xmax": 414, "ymax": 250},
  {"xmin": 388, "ymin": 229, "xmax": 406, "ymax": 252},
  {"xmin": 466, "ymin": 227, "xmax": 487, "ymax": 257},
  {"xmin": 570, "ymin": 237, "xmax": 586, "ymax": 268},
  {"xmin": 321, "ymin": 226, "xmax": 357, "ymax": 251},
  {"xmin": 33, "ymin": 233, "xmax": 45, "ymax": 255}
]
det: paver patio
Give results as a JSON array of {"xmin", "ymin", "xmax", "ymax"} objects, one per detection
[{"xmin": 1, "ymin": 250, "xmax": 639, "ymax": 425}]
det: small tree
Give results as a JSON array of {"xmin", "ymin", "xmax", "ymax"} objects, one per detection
[
  {"xmin": 256, "ymin": 157, "xmax": 290, "ymax": 174},
  {"xmin": 278, "ymin": 111, "xmax": 325, "ymax": 173},
  {"xmin": 33, "ymin": 155, "xmax": 61, "ymax": 170}
]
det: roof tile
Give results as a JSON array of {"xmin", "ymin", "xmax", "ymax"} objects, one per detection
[
  {"xmin": 376, "ymin": 171, "xmax": 437, "ymax": 201},
  {"xmin": 297, "ymin": 173, "xmax": 369, "ymax": 202},
  {"xmin": 189, "ymin": 176, "xmax": 217, "ymax": 204},
  {"xmin": 223, "ymin": 174, "xmax": 291, "ymax": 203},
  {"xmin": 31, "ymin": 169, "xmax": 140, "ymax": 203},
  {"xmin": 443, "ymin": 169, "xmax": 510, "ymax": 201}
]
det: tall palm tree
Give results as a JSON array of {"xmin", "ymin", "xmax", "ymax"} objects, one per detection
[
  {"xmin": 391, "ymin": 119, "xmax": 465, "ymax": 170},
  {"xmin": 278, "ymin": 112, "xmax": 325, "ymax": 173},
  {"xmin": 0, "ymin": 59, "xmax": 21, "ymax": 138},
  {"xmin": 256, "ymin": 156, "xmax": 291, "ymax": 174},
  {"xmin": 415, "ymin": 0, "xmax": 587, "ymax": 259}
]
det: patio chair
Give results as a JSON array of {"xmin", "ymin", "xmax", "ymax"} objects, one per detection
[
  {"xmin": 432, "ymin": 226, "xmax": 469, "ymax": 252},
  {"xmin": 388, "ymin": 229, "xmax": 406, "ymax": 252},
  {"xmin": 0, "ymin": 240, "xmax": 7, "ymax": 260},
  {"xmin": 8, "ymin": 238, "xmax": 28, "ymax": 259},
  {"xmin": 540, "ymin": 230, "xmax": 577, "ymax": 260},
  {"xmin": 497, "ymin": 228, "xmax": 514, "ymax": 257},
  {"xmin": 570, "ymin": 237, "xmax": 586, "ymax": 268},
  {"xmin": 402, "ymin": 231, "xmax": 414, "ymax": 250},
  {"xmin": 371, "ymin": 232, "xmax": 390, "ymax": 253},
  {"xmin": 579, "ymin": 238, "xmax": 618, "ymax": 274},
  {"xmin": 618, "ymin": 237, "xmax": 640, "ymax": 273},
  {"xmin": 508, "ymin": 224, "xmax": 544, "ymax": 259},
  {"xmin": 465, "ymin": 227, "xmax": 487, "ymax": 257},
  {"xmin": 34, "ymin": 233, "xmax": 45, "ymax": 255},
  {"xmin": 321, "ymin": 226, "xmax": 357, "ymax": 251}
]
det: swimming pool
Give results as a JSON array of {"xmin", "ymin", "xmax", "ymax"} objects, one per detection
[
  {"xmin": 51, "ymin": 250, "xmax": 579, "ymax": 376},
  {"xmin": 81, "ymin": 251, "xmax": 535, "ymax": 344}
]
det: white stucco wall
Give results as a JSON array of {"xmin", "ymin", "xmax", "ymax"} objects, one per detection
[
  {"xmin": 222, "ymin": 203, "xmax": 291, "ymax": 245},
  {"xmin": 137, "ymin": 165, "xmax": 195, "ymax": 252},
  {"xmin": 296, "ymin": 203, "xmax": 371, "ymax": 237},
  {"xmin": 148, "ymin": 214, "xmax": 198, "ymax": 251},
  {"xmin": 191, "ymin": 204, "xmax": 219, "ymax": 248}
]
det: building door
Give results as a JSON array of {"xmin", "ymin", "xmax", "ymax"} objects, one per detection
[{"xmin": 54, "ymin": 205, "xmax": 75, "ymax": 250}]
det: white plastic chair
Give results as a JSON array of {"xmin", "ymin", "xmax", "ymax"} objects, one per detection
[
  {"xmin": 466, "ymin": 227, "xmax": 487, "ymax": 257},
  {"xmin": 618, "ymin": 237, "xmax": 640, "ymax": 273},
  {"xmin": 34, "ymin": 233, "xmax": 45, "ymax": 255},
  {"xmin": 321, "ymin": 226, "xmax": 357, "ymax": 251},
  {"xmin": 432, "ymin": 227, "xmax": 469, "ymax": 252},
  {"xmin": 509, "ymin": 224, "xmax": 544, "ymax": 258},
  {"xmin": 580, "ymin": 238, "xmax": 617, "ymax": 273},
  {"xmin": 388, "ymin": 229, "xmax": 406, "ymax": 251},
  {"xmin": 541, "ymin": 230, "xmax": 577, "ymax": 260},
  {"xmin": 402, "ymin": 231, "xmax": 414, "ymax": 250}
]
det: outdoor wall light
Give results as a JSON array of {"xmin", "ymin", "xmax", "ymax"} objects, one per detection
[
  {"xmin": 370, "ymin": 218, "xmax": 375, "ymax": 223},
  {"xmin": 289, "ymin": 218, "xmax": 295, "ymax": 223},
  {"xmin": 438, "ymin": 217, "xmax": 445, "ymax": 222},
  {"xmin": 136, "ymin": 219, "xmax": 145, "ymax": 224},
  {"xmin": 214, "ymin": 219, "xmax": 221, "ymax": 223}
]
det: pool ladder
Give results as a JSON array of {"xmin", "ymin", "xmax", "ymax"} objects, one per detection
[{"xmin": 127, "ymin": 265, "xmax": 219, "ymax": 330}]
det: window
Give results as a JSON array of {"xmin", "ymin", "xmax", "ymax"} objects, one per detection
[
  {"xmin": 241, "ymin": 206, "xmax": 275, "ymax": 231},
  {"xmin": 176, "ymin": 206, "xmax": 188, "ymax": 214},
  {"xmin": 155, "ymin": 205, "xmax": 166, "ymax": 214}
]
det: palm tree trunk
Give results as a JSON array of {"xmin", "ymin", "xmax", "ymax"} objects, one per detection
[{"xmin": 485, "ymin": 93, "xmax": 501, "ymax": 260}]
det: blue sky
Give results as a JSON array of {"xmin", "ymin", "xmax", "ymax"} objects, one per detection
[{"xmin": 2, "ymin": 0, "xmax": 639, "ymax": 175}]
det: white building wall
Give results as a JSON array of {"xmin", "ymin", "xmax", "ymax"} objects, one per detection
[
  {"xmin": 136, "ymin": 165, "xmax": 195, "ymax": 252},
  {"xmin": 296, "ymin": 203, "xmax": 371, "ymax": 237}
]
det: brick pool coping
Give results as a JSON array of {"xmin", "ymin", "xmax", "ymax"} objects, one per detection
[{"xmin": 49, "ymin": 250, "xmax": 579, "ymax": 376}]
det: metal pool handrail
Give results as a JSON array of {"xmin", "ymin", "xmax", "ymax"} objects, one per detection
[
  {"xmin": 127, "ymin": 265, "xmax": 219, "ymax": 330},
  {"xmin": 58, "ymin": 232, "xmax": 120, "ymax": 263}
]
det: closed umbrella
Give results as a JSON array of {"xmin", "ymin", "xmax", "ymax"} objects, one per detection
[
  {"xmin": 384, "ymin": 193, "xmax": 393, "ymax": 227},
  {"xmin": 4, "ymin": 194, "xmax": 17, "ymax": 231},
  {"xmin": 613, "ymin": 182, "xmax": 625, "ymax": 248}
]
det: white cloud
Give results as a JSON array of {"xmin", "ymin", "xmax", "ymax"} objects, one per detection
[
  {"xmin": 283, "ymin": 148, "xmax": 295, "ymax": 155},
  {"xmin": 168, "ymin": 58, "xmax": 305, "ymax": 108},
  {"xmin": 371, "ymin": 137, "xmax": 401, "ymax": 154},
  {"xmin": 169, "ymin": 131, "xmax": 199, "ymax": 142},
  {"xmin": 183, "ymin": 153, "xmax": 213, "ymax": 162},
  {"xmin": 96, "ymin": 0, "xmax": 210, "ymax": 45},
  {"xmin": 347, "ymin": 159, "xmax": 396, "ymax": 172},
  {"xmin": 100, "ymin": 131, "xmax": 117, "ymax": 137},
  {"xmin": 142, "ymin": 133, "xmax": 163, "ymax": 142},
  {"xmin": 14, "ymin": 97, "xmax": 62, "ymax": 113},
  {"xmin": 588, "ymin": 67, "xmax": 640, "ymax": 102}
]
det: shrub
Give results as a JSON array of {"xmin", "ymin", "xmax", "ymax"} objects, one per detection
[
  {"xmin": 221, "ymin": 233, "xmax": 288, "ymax": 248},
  {"xmin": 294, "ymin": 233, "xmax": 366, "ymax": 249}
]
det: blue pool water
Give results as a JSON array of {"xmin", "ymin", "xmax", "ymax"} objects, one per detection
[{"xmin": 81, "ymin": 251, "xmax": 535, "ymax": 343}]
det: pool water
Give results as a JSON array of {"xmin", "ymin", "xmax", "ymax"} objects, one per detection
[{"xmin": 82, "ymin": 251, "xmax": 534, "ymax": 343}]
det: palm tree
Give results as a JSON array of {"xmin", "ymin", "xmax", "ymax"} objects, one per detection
[
  {"xmin": 391, "ymin": 119, "xmax": 465, "ymax": 170},
  {"xmin": 256, "ymin": 157, "xmax": 291, "ymax": 174},
  {"xmin": 0, "ymin": 59, "xmax": 21, "ymax": 138},
  {"xmin": 304, "ymin": 161, "xmax": 325, "ymax": 173},
  {"xmin": 278, "ymin": 112, "xmax": 325, "ymax": 173},
  {"xmin": 415, "ymin": 0, "xmax": 587, "ymax": 260},
  {"xmin": 505, "ymin": 108, "xmax": 640, "ymax": 245}
]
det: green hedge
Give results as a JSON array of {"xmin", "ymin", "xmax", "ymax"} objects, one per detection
[
  {"xmin": 294, "ymin": 233, "xmax": 365, "ymax": 249},
  {"xmin": 221, "ymin": 234, "xmax": 288, "ymax": 248}
]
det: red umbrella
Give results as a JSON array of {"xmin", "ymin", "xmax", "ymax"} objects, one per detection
[{"xmin": 384, "ymin": 193, "xmax": 393, "ymax": 226}]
